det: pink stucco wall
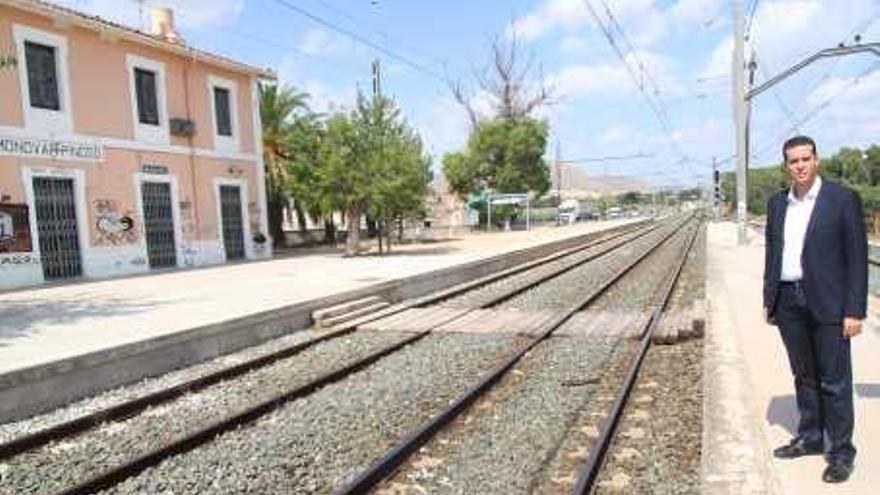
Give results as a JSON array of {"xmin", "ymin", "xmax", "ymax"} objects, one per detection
[
  {"xmin": 0, "ymin": 6, "xmax": 257, "ymax": 153},
  {"xmin": 0, "ymin": 3, "xmax": 265, "ymax": 265},
  {"xmin": 0, "ymin": 10, "xmax": 25, "ymax": 127}
]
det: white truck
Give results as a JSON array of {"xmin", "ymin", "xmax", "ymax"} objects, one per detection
[{"xmin": 557, "ymin": 199, "xmax": 580, "ymax": 225}]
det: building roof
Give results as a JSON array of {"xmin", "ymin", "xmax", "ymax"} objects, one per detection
[{"xmin": 2, "ymin": 0, "xmax": 276, "ymax": 79}]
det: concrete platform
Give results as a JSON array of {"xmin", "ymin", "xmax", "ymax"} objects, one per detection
[
  {"xmin": 702, "ymin": 222, "xmax": 880, "ymax": 494},
  {"xmin": 0, "ymin": 219, "xmax": 637, "ymax": 422}
]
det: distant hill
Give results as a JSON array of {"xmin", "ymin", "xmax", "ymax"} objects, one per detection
[
  {"xmin": 430, "ymin": 166, "xmax": 651, "ymax": 200},
  {"xmin": 550, "ymin": 165, "xmax": 652, "ymax": 199}
]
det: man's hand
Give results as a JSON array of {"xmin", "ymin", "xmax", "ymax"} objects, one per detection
[{"xmin": 842, "ymin": 317, "xmax": 863, "ymax": 338}]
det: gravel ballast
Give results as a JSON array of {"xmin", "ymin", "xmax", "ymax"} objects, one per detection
[
  {"xmin": 99, "ymin": 332, "xmax": 521, "ymax": 494},
  {"xmin": 0, "ymin": 329, "xmax": 411, "ymax": 495},
  {"xmin": 500, "ymin": 220, "xmax": 681, "ymax": 311},
  {"xmin": 381, "ymin": 334, "xmax": 623, "ymax": 495},
  {"xmin": 0, "ymin": 329, "xmax": 328, "ymax": 444},
  {"xmin": 590, "ymin": 223, "xmax": 705, "ymax": 495},
  {"xmin": 378, "ymin": 218, "xmax": 697, "ymax": 494},
  {"xmin": 534, "ymin": 219, "xmax": 704, "ymax": 494},
  {"xmin": 591, "ymin": 339, "xmax": 703, "ymax": 495},
  {"xmin": 440, "ymin": 226, "xmax": 652, "ymax": 309}
]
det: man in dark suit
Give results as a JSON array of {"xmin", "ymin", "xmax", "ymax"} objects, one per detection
[{"xmin": 763, "ymin": 135, "xmax": 867, "ymax": 483}]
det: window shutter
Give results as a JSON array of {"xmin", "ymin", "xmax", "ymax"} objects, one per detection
[
  {"xmin": 24, "ymin": 41, "xmax": 60, "ymax": 111},
  {"xmin": 134, "ymin": 68, "xmax": 160, "ymax": 125},
  {"xmin": 214, "ymin": 87, "xmax": 232, "ymax": 137}
]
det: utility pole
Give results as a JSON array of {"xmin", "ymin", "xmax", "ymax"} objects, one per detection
[
  {"xmin": 555, "ymin": 142, "xmax": 562, "ymax": 200},
  {"xmin": 372, "ymin": 58, "xmax": 384, "ymax": 254},
  {"xmin": 372, "ymin": 58, "xmax": 382, "ymax": 98},
  {"xmin": 733, "ymin": 0, "xmax": 748, "ymax": 244},
  {"xmin": 733, "ymin": 4, "xmax": 880, "ymax": 246},
  {"xmin": 712, "ymin": 156, "xmax": 720, "ymax": 221}
]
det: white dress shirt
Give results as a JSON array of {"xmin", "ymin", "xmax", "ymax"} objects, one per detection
[{"xmin": 781, "ymin": 176, "xmax": 822, "ymax": 281}]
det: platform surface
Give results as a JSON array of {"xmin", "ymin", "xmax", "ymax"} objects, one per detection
[
  {"xmin": 0, "ymin": 220, "xmax": 635, "ymax": 377},
  {"xmin": 703, "ymin": 222, "xmax": 880, "ymax": 494}
]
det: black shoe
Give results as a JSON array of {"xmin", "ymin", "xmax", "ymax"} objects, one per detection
[
  {"xmin": 822, "ymin": 461, "xmax": 854, "ymax": 483},
  {"xmin": 773, "ymin": 438, "xmax": 823, "ymax": 459}
]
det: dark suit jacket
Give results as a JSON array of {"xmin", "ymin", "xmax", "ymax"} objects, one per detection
[{"xmin": 764, "ymin": 178, "xmax": 868, "ymax": 324}]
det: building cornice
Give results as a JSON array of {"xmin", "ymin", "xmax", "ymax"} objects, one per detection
[{"xmin": 1, "ymin": 0, "xmax": 276, "ymax": 80}]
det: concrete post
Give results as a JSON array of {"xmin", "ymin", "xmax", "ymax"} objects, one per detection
[{"xmin": 732, "ymin": 1, "xmax": 748, "ymax": 244}]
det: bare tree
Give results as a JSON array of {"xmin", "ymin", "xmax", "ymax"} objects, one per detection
[{"xmin": 449, "ymin": 36, "xmax": 554, "ymax": 128}]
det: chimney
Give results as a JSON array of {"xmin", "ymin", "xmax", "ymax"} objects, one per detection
[{"xmin": 150, "ymin": 7, "xmax": 183, "ymax": 43}]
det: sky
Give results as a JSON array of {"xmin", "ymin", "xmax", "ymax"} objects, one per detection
[{"xmin": 54, "ymin": 0, "xmax": 880, "ymax": 188}]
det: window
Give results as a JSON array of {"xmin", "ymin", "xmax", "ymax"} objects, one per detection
[
  {"xmin": 134, "ymin": 68, "xmax": 159, "ymax": 126},
  {"xmin": 126, "ymin": 55, "xmax": 168, "ymax": 144},
  {"xmin": 213, "ymin": 87, "xmax": 232, "ymax": 136},
  {"xmin": 24, "ymin": 41, "xmax": 59, "ymax": 110},
  {"xmin": 208, "ymin": 75, "xmax": 239, "ymax": 153},
  {"xmin": 13, "ymin": 25, "xmax": 72, "ymax": 132}
]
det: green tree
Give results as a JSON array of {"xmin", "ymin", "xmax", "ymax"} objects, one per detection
[
  {"xmin": 283, "ymin": 111, "xmax": 327, "ymax": 235},
  {"xmin": 317, "ymin": 112, "xmax": 370, "ymax": 255},
  {"xmin": 353, "ymin": 93, "xmax": 430, "ymax": 253},
  {"xmin": 442, "ymin": 117, "xmax": 550, "ymax": 225},
  {"xmin": 864, "ymin": 145, "xmax": 880, "ymax": 186},
  {"xmin": 260, "ymin": 84, "xmax": 311, "ymax": 245},
  {"xmin": 316, "ymin": 92, "xmax": 429, "ymax": 255}
]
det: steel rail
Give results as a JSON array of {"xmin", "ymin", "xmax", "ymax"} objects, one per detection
[
  {"xmin": 46, "ymin": 220, "xmax": 664, "ymax": 495},
  {"xmin": 0, "ymin": 220, "xmax": 649, "ymax": 461},
  {"xmin": 570, "ymin": 220, "xmax": 701, "ymax": 495},
  {"xmin": 0, "ymin": 327, "xmax": 352, "ymax": 461},
  {"xmin": 331, "ymin": 214, "xmax": 695, "ymax": 495}
]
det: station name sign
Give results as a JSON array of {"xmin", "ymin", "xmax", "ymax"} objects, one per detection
[{"xmin": 0, "ymin": 136, "xmax": 103, "ymax": 162}]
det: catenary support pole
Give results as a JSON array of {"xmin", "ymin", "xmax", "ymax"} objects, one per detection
[{"xmin": 733, "ymin": 0, "xmax": 748, "ymax": 245}]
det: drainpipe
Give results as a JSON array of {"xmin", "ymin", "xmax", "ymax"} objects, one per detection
[{"xmin": 183, "ymin": 46, "xmax": 201, "ymax": 264}]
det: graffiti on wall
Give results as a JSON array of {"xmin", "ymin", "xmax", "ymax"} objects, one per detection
[
  {"xmin": 247, "ymin": 201, "xmax": 268, "ymax": 254},
  {"xmin": 0, "ymin": 203, "xmax": 33, "ymax": 253},
  {"xmin": 178, "ymin": 200, "xmax": 197, "ymax": 266},
  {"xmin": 93, "ymin": 199, "xmax": 139, "ymax": 246}
]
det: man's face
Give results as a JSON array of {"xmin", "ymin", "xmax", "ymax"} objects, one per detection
[{"xmin": 784, "ymin": 144, "xmax": 819, "ymax": 190}]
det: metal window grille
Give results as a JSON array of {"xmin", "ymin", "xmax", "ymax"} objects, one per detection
[
  {"xmin": 220, "ymin": 185, "xmax": 245, "ymax": 260},
  {"xmin": 141, "ymin": 181, "xmax": 177, "ymax": 268},
  {"xmin": 134, "ymin": 68, "xmax": 160, "ymax": 125},
  {"xmin": 25, "ymin": 41, "xmax": 60, "ymax": 111},
  {"xmin": 33, "ymin": 177, "xmax": 82, "ymax": 280},
  {"xmin": 213, "ymin": 87, "xmax": 232, "ymax": 136}
]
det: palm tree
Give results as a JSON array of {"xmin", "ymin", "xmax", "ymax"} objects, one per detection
[{"xmin": 260, "ymin": 84, "xmax": 310, "ymax": 246}]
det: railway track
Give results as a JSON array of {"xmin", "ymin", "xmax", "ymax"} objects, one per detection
[
  {"xmin": 0, "ymin": 219, "xmax": 672, "ymax": 495},
  {"xmin": 0, "ymin": 221, "xmax": 646, "ymax": 459},
  {"xmin": 333, "ymin": 215, "xmax": 702, "ymax": 495}
]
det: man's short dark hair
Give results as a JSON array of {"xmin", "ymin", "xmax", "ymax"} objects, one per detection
[{"xmin": 783, "ymin": 135, "xmax": 817, "ymax": 161}]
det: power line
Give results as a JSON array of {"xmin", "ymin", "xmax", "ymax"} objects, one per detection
[
  {"xmin": 595, "ymin": 0, "xmax": 718, "ymax": 177},
  {"xmin": 749, "ymin": 12, "xmax": 880, "ymax": 152},
  {"xmin": 267, "ymin": 0, "xmax": 446, "ymax": 82},
  {"xmin": 302, "ymin": 0, "xmax": 451, "ymax": 69},
  {"xmin": 580, "ymin": 0, "xmax": 706, "ymax": 177},
  {"xmin": 745, "ymin": 0, "xmax": 760, "ymax": 38},
  {"xmin": 752, "ymin": 60, "xmax": 880, "ymax": 163},
  {"xmin": 756, "ymin": 64, "xmax": 798, "ymax": 129},
  {"xmin": 560, "ymin": 153, "xmax": 654, "ymax": 164},
  {"xmin": 121, "ymin": 0, "xmax": 348, "ymax": 67}
]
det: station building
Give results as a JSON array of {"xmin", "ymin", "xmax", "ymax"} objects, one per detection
[{"xmin": 0, "ymin": 0, "xmax": 273, "ymax": 290}]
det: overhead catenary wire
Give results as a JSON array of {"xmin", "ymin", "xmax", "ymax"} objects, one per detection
[
  {"xmin": 266, "ymin": 0, "xmax": 447, "ymax": 83},
  {"xmin": 301, "ymin": 0, "xmax": 452, "ymax": 70},
  {"xmin": 745, "ymin": 0, "xmax": 761, "ymax": 39},
  {"xmin": 747, "ymin": 11, "xmax": 880, "ymax": 163},
  {"xmin": 751, "ymin": 60, "xmax": 880, "ymax": 164},
  {"xmin": 120, "ymin": 0, "xmax": 355, "ymax": 68},
  {"xmin": 579, "ymin": 0, "xmax": 709, "ymax": 178}
]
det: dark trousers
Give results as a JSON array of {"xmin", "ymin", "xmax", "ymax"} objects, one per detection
[{"xmin": 775, "ymin": 281, "xmax": 856, "ymax": 463}]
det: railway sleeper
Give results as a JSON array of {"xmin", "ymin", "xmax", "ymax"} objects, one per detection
[{"xmin": 651, "ymin": 300, "xmax": 707, "ymax": 345}]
